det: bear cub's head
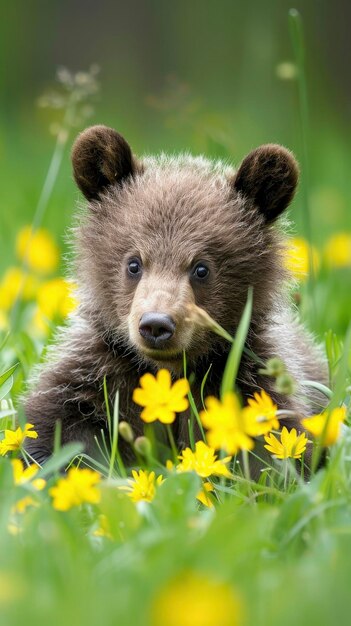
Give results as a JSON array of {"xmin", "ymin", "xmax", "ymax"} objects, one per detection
[{"xmin": 72, "ymin": 125, "xmax": 298, "ymax": 370}]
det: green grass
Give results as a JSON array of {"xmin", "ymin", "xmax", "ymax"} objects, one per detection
[
  {"xmin": 0, "ymin": 225, "xmax": 350, "ymax": 626},
  {"xmin": 0, "ymin": 370, "xmax": 351, "ymax": 626}
]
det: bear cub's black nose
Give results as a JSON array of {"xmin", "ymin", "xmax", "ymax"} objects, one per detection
[{"xmin": 139, "ymin": 313, "xmax": 175, "ymax": 347}]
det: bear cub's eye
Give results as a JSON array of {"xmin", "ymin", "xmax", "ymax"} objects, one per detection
[
  {"xmin": 127, "ymin": 258, "xmax": 142, "ymax": 277},
  {"xmin": 192, "ymin": 263, "xmax": 210, "ymax": 280}
]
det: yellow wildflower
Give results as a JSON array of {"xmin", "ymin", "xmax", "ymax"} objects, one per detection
[
  {"xmin": 0, "ymin": 423, "xmax": 38, "ymax": 456},
  {"xmin": 200, "ymin": 393, "xmax": 254, "ymax": 455},
  {"xmin": 264, "ymin": 426, "xmax": 308, "ymax": 459},
  {"xmin": 7, "ymin": 522, "xmax": 21, "ymax": 536},
  {"xmin": 301, "ymin": 407, "xmax": 346, "ymax": 446},
  {"xmin": 49, "ymin": 467, "xmax": 101, "ymax": 511},
  {"xmin": 93, "ymin": 514, "xmax": 113, "ymax": 540},
  {"xmin": 0, "ymin": 310, "xmax": 8, "ymax": 331},
  {"xmin": 33, "ymin": 278, "xmax": 78, "ymax": 334},
  {"xmin": 150, "ymin": 570, "xmax": 244, "ymax": 626},
  {"xmin": 166, "ymin": 459, "xmax": 175, "ymax": 471},
  {"xmin": 133, "ymin": 369, "xmax": 189, "ymax": 424},
  {"xmin": 284, "ymin": 237, "xmax": 320, "ymax": 280},
  {"xmin": 11, "ymin": 459, "xmax": 45, "ymax": 515},
  {"xmin": 11, "ymin": 459, "xmax": 46, "ymax": 491},
  {"xmin": 324, "ymin": 233, "xmax": 351, "ymax": 268},
  {"xmin": 196, "ymin": 482, "xmax": 215, "ymax": 508},
  {"xmin": 37, "ymin": 277, "xmax": 78, "ymax": 318},
  {"xmin": 0, "ymin": 267, "xmax": 39, "ymax": 310},
  {"xmin": 12, "ymin": 496, "xmax": 38, "ymax": 515},
  {"xmin": 177, "ymin": 441, "xmax": 231, "ymax": 478},
  {"xmin": 243, "ymin": 389, "xmax": 279, "ymax": 436},
  {"xmin": 122, "ymin": 469, "xmax": 164, "ymax": 503},
  {"xmin": 16, "ymin": 226, "xmax": 59, "ymax": 274},
  {"xmin": 0, "ymin": 572, "xmax": 25, "ymax": 601}
]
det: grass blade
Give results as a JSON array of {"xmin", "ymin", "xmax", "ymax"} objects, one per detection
[{"xmin": 221, "ymin": 287, "xmax": 253, "ymax": 399}]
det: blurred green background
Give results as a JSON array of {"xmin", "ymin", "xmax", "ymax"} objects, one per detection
[{"xmin": 1, "ymin": 0, "xmax": 350, "ymax": 335}]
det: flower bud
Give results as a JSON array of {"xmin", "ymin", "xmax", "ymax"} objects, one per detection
[
  {"xmin": 265, "ymin": 357, "xmax": 285, "ymax": 377},
  {"xmin": 275, "ymin": 373, "xmax": 296, "ymax": 395},
  {"xmin": 118, "ymin": 421, "xmax": 134, "ymax": 443},
  {"xmin": 0, "ymin": 399, "xmax": 11, "ymax": 412},
  {"xmin": 134, "ymin": 436, "xmax": 152, "ymax": 457}
]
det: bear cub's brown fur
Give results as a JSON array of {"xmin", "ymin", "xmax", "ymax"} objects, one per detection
[{"xmin": 24, "ymin": 125, "xmax": 327, "ymax": 467}]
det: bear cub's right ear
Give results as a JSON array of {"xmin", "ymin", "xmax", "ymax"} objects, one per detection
[
  {"xmin": 71, "ymin": 125, "xmax": 137, "ymax": 200},
  {"xmin": 233, "ymin": 144, "xmax": 299, "ymax": 223}
]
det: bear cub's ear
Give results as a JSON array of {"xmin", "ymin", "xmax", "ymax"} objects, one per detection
[
  {"xmin": 233, "ymin": 144, "xmax": 299, "ymax": 223},
  {"xmin": 71, "ymin": 125, "xmax": 136, "ymax": 200}
]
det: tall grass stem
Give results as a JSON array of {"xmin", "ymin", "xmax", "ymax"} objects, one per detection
[{"xmin": 289, "ymin": 9, "xmax": 316, "ymax": 322}]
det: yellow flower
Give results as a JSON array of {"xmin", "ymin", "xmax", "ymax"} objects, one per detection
[
  {"xmin": 166, "ymin": 459, "xmax": 175, "ymax": 471},
  {"xmin": 264, "ymin": 426, "xmax": 308, "ymax": 459},
  {"xmin": 196, "ymin": 482, "xmax": 215, "ymax": 508},
  {"xmin": 16, "ymin": 226, "xmax": 59, "ymax": 274},
  {"xmin": 12, "ymin": 496, "xmax": 38, "ymax": 515},
  {"xmin": 284, "ymin": 237, "xmax": 320, "ymax": 280},
  {"xmin": 324, "ymin": 233, "xmax": 351, "ymax": 268},
  {"xmin": 0, "ymin": 572, "xmax": 25, "ymax": 602},
  {"xmin": 242, "ymin": 389, "xmax": 279, "ymax": 436},
  {"xmin": 133, "ymin": 369, "xmax": 189, "ymax": 424},
  {"xmin": 8, "ymin": 522, "xmax": 22, "ymax": 536},
  {"xmin": 177, "ymin": 441, "xmax": 231, "ymax": 478},
  {"xmin": 37, "ymin": 277, "xmax": 78, "ymax": 318},
  {"xmin": 0, "ymin": 310, "xmax": 8, "ymax": 331},
  {"xmin": 93, "ymin": 514, "xmax": 112, "ymax": 539},
  {"xmin": 301, "ymin": 407, "xmax": 346, "ymax": 446},
  {"xmin": 11, "ymin": 459, "xmax": 46, "ymax": 491},
  {"xmin": 0, "ymin": 423, "xmax": 38, "ymax": 456},
  {"xmin": 150, "ymin": 570, "xmax": 244, "ymax": 626},
  {"xmin": 49, "ymin": 467, "xmax": 101, "ymax": 511},
  {"xmin": 33, "ymin": 278, "xmax": 78, "ymax": 334},
  {"xmin": 0, "ymin": 267, "xmax": 39, "ymax": 311},
  {"xmin": 122, "ymin": 469, "xmax": 164, "ymax": 503},
  {"xmin": 11, "ymin": 460, "xmax": 45, "ymax": 515},
  {"xmin": 200, "ymin": 393, "xmax": 254, "ymax": 455}
]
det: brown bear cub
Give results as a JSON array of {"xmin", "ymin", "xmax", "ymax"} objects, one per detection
[{"xmin": 24, "ymin": 125, "xmax": 327, "ymax": 468}]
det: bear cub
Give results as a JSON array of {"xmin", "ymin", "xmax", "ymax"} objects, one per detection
[{"xmin": 24, "ymin": 125, "xmax": 327, "ymax": 466}]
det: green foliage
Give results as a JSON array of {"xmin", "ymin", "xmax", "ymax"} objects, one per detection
[
  {"xmin": 1, "ymin": 299, "xmax": 350, "ymax": 626},
  {"xmin": 0, "ymin": 363, "xmax": 18, "ymax": 402},
  {"xmin": 220, "ymin": 287, "xmax": 253, "ymax": 398}
]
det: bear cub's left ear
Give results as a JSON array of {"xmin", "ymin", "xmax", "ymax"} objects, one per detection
[
  {"xmin": 71, "ymin": 125, "xmax": 137, "ymax": 200},
  {"xmin": 233, "ymin": 144, "xmax": 299, "ymax": 223}
]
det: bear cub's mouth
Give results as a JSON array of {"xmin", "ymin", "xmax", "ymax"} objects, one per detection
[{"xmin": 139, "ymin": 346, "xmax": 184, "ymax": 362}]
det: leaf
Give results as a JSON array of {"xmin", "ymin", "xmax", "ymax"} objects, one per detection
[
  {"xmin": 221, "ymin": 287, "xmax": 253, "ymax": 398},
  {"xmin": 0, "ymin": 376, "xmax": 14, "ymax": 402},
  {"xmin": 328, "ymin": 323, "xmax": 351, "ymax": 412},
  {"xmin": 0, "ymin": 363, "xmax": 18, "ymax": 388},
  {"xmin": 300, "ymin": 380, "xmax": 333, "ymax": 400},
  {"xmin": 0, "ymin": 413, "xmax": 16, "ymax": 430},
  {"xmin": 0, "ymin": 364, "xmax": 19, "ymax": 401},
  {"xmin": 0, "ymin": 332, "xmax": 10, "ymax": 352},
  {"xmin": 98, "ymin": 486, "xmax": 141, "ymax": 541},
  {"xmin": 35, "ymin": 443, "xmax": 85, "ymax": 478},
  {"xmin": 152, "ymin": 472, "xmax": 201, "ymax": 524}
]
